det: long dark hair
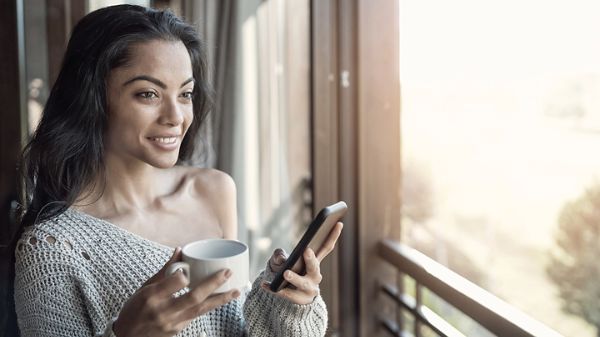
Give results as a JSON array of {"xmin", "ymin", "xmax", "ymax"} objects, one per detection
[
  {"xmin": 22, "ymin": 5, "xmax": 213, "ymax": 226},
  {"xmin": 3, "ymin": 5, "xmax": 213, "ymax": 336}
]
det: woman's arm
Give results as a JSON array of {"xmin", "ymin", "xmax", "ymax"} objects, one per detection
[{"xmin": 242, "ymin": 267, "xmax": 328, "ymax": 337}]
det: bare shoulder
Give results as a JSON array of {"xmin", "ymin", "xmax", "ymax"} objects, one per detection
[
  {"xmin": 186, "ymin": 168, "xmax": 235, "ymax": 195},
  {"xmin": 180, "ymin": 167, "xmax": 238, "ymax": 239}
]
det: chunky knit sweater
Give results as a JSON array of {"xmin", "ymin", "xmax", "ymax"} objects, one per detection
[{"xmin": 14, "ymin": 208, "xmax": 327, "ymax": 337}]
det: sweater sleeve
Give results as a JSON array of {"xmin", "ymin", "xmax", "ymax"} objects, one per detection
[
  {"xmin": 14, "ymin": 231, "xmax": 112, "ymax": 337},
  {"xmin": 242, "ymin": 268, "xmax": 328, "ymax": 337}
]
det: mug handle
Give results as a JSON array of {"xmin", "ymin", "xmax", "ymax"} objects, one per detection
[{"xmin": 165, "ymin": 261, "xmax": 190, "ymax": 280}]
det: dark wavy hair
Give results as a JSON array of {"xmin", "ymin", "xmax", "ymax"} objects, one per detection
[
  {"xmin": 23, "ymin": 5, "xmax": 213, "ymax": 225},
  {"xmin": 3, "ymin": 5, "xmax": 212, "ymax": 336}
]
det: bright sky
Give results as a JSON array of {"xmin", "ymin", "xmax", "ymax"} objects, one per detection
[
  {"xmin": 400, "ymin": 0, "xmax": 600, "ymax": 83},
  {"xmin": 400, "ymin": 0, "xmax": 600, "ymax": 246}
]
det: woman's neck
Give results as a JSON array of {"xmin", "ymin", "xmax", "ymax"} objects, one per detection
[{"xmin": 75, "ymin": 154, "xmax": 174, "ymax": 217}]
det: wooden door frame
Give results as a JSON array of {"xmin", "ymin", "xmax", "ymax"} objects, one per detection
[
  {"xmin": 46, "ymin": 0, "xmax": 86, "ymax": 87},
  {"xmin": 311, "ymin": 0, "xmax": 400, "ymax": 336},
  {"xmin": 311, "ymin": 0, "xmax": 342, "ymax": 335},
  {"xmin": 0, "ymin": 1, "xmax": 27, "ymax": 250},
  {"xmin": 0, "ymin": 1, "xmax": 26, "ymax": 336}
]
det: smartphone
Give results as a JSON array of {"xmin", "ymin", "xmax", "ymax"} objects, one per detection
[{"xmin": 269, "ymin": 201, "xmax": 348, "ymax": 292}]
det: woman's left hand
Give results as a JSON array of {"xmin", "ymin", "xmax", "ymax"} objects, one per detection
[{"xmin": 262, "ymin": 222, "xmax": 344, "ymax": 305}]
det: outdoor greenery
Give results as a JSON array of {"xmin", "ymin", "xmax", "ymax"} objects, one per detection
[{"xmin": 548, "ymin": 184, "xmax": 600, "ymax": 337}]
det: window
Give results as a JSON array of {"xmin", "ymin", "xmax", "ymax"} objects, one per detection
[{"xmin": 400, "ymin": 1, "xmax": 600, "ymax": 336}]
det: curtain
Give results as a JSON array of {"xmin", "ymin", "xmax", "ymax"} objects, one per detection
[{"xmin": 183, "ymin": 0, "xmax": 312, "ymax": 277}]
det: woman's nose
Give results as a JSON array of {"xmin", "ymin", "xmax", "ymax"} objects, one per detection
[{"xmin": 158, "ymin": 98, "xmax": 185, "ymax": 126}]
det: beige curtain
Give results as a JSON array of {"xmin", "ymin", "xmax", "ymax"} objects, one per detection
[
  {"xmin": 183, "ymin": 0, "xmax": 312, "ymax": 276},
  {"xmin": 182, "ymin": 0, "xmax": 236, "ymax": 169}
]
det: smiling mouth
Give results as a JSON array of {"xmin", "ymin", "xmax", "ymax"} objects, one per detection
[{"xmin": 148, "ymin": 136, "xmax": 178, "ymax": 144}]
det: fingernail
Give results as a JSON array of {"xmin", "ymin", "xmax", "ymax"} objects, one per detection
[
  {"xmin": 173, "ymin": 268, "xmax": 188, "ymax": 282},
  {"xmin": 224, "ymin": 269, "xmax": 232, "ymax": 278},
  {"xmin": 285, "ymin": 270, "xmax": 292, "ymax": 279}
]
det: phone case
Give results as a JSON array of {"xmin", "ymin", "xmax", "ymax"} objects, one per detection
[{"xmin": 269, "ymin": 201, "xmax": 348, "ymax": 292}]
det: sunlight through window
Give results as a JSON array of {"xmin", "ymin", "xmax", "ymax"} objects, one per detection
[{"xmin": 401, "ymin": 1, "xmax": 600, "ymax": 336}]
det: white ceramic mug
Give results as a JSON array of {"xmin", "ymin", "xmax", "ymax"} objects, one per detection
[{"xmin": 166, "ymin": 239, "xmax": 249, "ymax": 293}]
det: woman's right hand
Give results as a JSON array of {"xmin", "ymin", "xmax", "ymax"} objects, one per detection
[{"xmin": 112, "ymin": 247, "xmax": 241, "ymax": 337}]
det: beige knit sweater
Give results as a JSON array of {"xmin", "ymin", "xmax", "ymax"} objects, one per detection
[{"xmin": 14, "ymin": 208, "xmax": 327, "ymax": 337}]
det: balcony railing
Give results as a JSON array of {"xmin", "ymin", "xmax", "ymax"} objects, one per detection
[{"xmin": 378, "ymin": 239, "xmax": 564, "ymax": 337}]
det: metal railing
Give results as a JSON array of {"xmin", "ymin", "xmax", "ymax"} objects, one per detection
[{"xmin": 378, "ymin": 239, "xmax": 564, "ymax": 337}]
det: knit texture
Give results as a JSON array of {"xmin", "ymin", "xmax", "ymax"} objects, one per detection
[{"xmin": 14, "ymin": 209, "xmax": 328, "ymax": 337}]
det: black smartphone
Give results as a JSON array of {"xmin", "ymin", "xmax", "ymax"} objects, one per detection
[{"xmin": 269, "ymin": 201, "xmax": 348, "ymax": 292}]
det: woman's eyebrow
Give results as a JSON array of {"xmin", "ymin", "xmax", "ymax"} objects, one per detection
[
  {"xmin": 180, "ymin": 77, "xmax": 195, "ymax": 87},
  {"xmin": 122, "ymin": 75, "xmax": 195, "ymax": 88}
]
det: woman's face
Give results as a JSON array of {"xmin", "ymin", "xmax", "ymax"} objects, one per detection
[{"xmin": 104, "ymin": 39, "xmax": 194, "ymax": 169}]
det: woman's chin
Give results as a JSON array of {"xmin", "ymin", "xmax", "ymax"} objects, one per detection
[
  {"xmin": 155, "ymin": 161, "xmax": 178, "ymax": 169},
  {"xmin": 147, "ymin": 155, "xmax": 180, "ymax": 169}
]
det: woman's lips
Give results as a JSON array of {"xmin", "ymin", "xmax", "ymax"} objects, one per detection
[
  {"xmin": 147, "ymin": 136, "xmax": 180, "ymax": 150},
  {"xmin": 149, "ymin": 136, "xmax": 177, "ymax": 144}
]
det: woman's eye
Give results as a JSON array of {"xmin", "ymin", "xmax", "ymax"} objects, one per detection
[
  {"xmin": 137, "ymin": 91, "xmax": 158, "ymax": 99},
  {"xmin": 181, "ymin": 91, "xmax": 193, "ymax": 100}
]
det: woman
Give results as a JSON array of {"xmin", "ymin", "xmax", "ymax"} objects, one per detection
[{"xmin": 13, "ymin": 5, "xmax": 342, "ymax": 337}]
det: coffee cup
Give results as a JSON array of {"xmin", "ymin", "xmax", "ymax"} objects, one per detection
[{"xmin": 166, "ymin": 239, "xmax": 249, "ymax": 293}]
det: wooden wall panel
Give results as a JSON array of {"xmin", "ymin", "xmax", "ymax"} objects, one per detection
[
  {"xmin": 337, "ymin": 0, "xmax": 360, "ymax": 335},
  {"xmin": 357, "ymin": 0, "xmax": 401, "ymax": 336},
  {"xmin": 311, "ymin": 0, "xmax": 341, "ymax": 334}
]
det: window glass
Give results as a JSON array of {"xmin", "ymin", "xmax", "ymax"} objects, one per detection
[{"xmin": 401, "ymin": 1, "xmax": 600, "ymax": 336}]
